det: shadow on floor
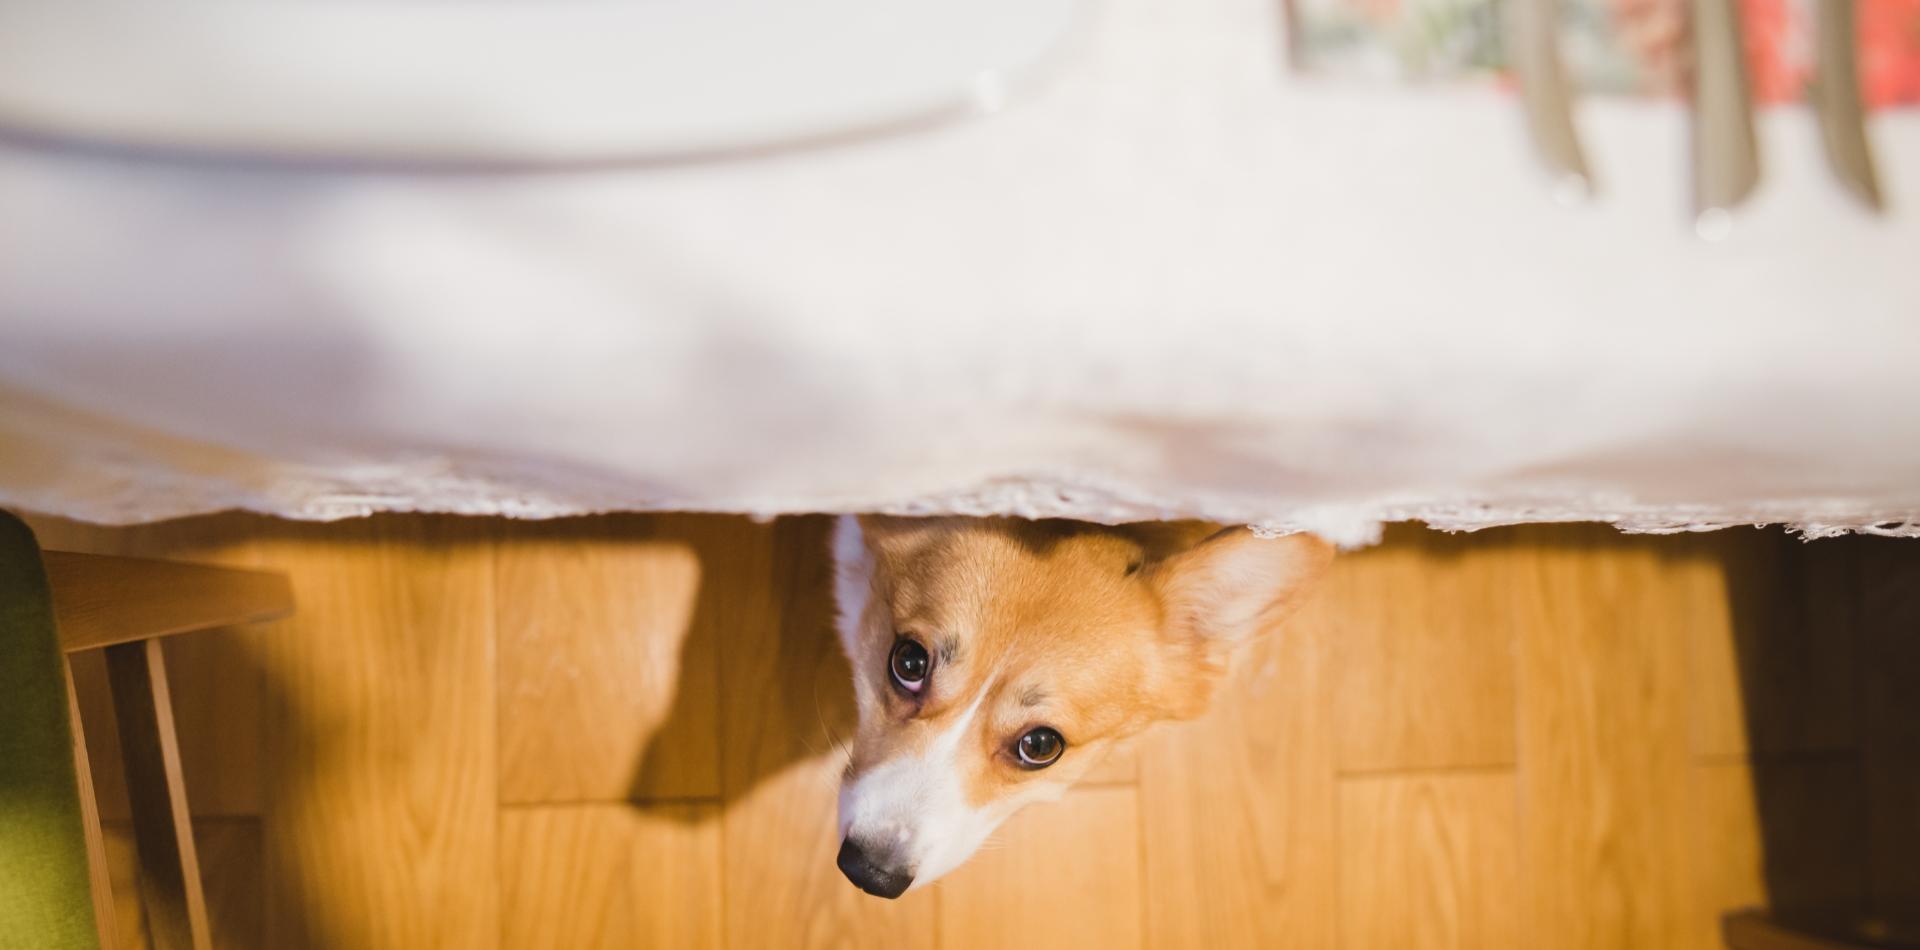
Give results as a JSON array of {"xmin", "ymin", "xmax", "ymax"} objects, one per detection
[
  {"xmin": 1722, "ymin": 530, "xmax": 1920, "ymax": 945},
  {"xmin": 1370, "ymin": 522, "xmax": 1920, "ymax": 945},
  {"xmin": 607, "ymin": 513, "xmax": 851, "ymax": 812}
]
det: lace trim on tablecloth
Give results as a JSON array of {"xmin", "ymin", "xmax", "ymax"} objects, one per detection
[{"xmin": 9, "ymin": 459, "xmax": 1918, "ymax": 548}]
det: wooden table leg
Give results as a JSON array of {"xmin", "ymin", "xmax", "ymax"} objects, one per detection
[
  {"xmin": 105, "ymin": 639, "xmax": 211, "ymax": 950},
  {"xmin": 65, "ymin": 659, "xmax": 123, "ymax": 950}
]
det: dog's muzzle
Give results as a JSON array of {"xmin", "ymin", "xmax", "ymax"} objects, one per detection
[{"xmin": 836, "ymin": 836, "xmax": 914, "ymax": 899}]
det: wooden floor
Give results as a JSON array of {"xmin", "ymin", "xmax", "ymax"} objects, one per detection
[{"xmin": 21, "ymin": 513, "xmax": 1920, "ymax": 949}]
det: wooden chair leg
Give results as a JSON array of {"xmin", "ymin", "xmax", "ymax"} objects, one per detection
[
  {"xmin": 64, "ymin": 660, "xmax": 123, "ymax": 950},
  {"xmin": 105, "ymin": 639, "xmax": 211, "ymax": 950}
]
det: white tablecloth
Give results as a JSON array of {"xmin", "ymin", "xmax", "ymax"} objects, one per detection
[{"xmin": 3, "ymin": 0, "xmax": 1918, "ymax": 544}]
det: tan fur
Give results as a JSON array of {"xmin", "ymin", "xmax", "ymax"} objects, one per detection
[{"xmin": 843, "ymin": 516, "xmax": 1332, "ymax": 810}]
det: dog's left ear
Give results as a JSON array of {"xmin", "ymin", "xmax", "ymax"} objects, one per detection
[{"xmin": 1148, "ymin": 528, "xmax": 1333, "ymax": 653}]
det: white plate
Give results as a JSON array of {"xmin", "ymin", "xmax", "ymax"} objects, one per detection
[{"xmin": 0, "ymin": 0, "xmax": 1079, "ymax": 164}]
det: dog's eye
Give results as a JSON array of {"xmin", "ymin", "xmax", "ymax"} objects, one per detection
[
  {"xmin": 889, "ymin": 639, "xmax": 930, "ymax": 693},
  {"xmin": 1015, "ymin": 727, "xmax": 1065, "ymax": 768}
]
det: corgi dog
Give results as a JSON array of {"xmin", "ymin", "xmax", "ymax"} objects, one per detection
[{"xmin": 831, "ymin": 514, "xmax": 1332, "ymax": 897}]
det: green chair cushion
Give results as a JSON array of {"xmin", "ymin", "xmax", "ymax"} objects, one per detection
[{"xmin": 0, "ymin": 511, "xmax": 100, "ymax": 949}]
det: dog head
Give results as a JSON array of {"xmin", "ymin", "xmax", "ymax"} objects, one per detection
[{"xmin": 830, "ymin": 515, "xmax": 1330, "ymax": 897}]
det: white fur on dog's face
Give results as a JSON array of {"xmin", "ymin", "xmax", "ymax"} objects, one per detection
[
  {"xmin": 834, "ymin": 688, "xmax": 1019, "ymax": 888},
  {"xmin": 830, "ymin": 514, "xmax": 1330, "ymax": 895}
]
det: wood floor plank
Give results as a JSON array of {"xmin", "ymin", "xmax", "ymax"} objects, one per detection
[
  {"xmin": 193, "ymin": 819, "xmax": 264, "ymax": 950},
  {"xmin": 495, "ymin": 515, "xmax": 719, "ymax": 803},
  {"xmin": 106, "ymin": 637, "xmax": 212, "ymax": 950},
  {"xmin": 500, "ymin": 803, "xmax": 722, "ymax": 950},
  {"xmin": 1337, "ymin": 772, "xmax": 1519, "ymax": 950},
  {"xmin": 937, "ymin": 787, "xmax": 1143, "ymax": 950},
  {"xmin": 103, "ymin": 819, "xmax": 148, "ymax": 946},
  {"xmin": 1139, "ymin": 583, "xmax": 1337, "ymax": 950},
  {"xmin": 1857, "ymin": 538, "xmax": 1920, "ymax": 920},
  {"xmin": 1689, "ymin": 530, "xmax": 1858, "ymax": 759},
  {"xmin": 716, "ymin": 516, "xmax": 937, "ymax": 950},
  {"xmin": 159, "ymin": 629, "xmax": 267, "ymax": 818},
  {"xmin": 32, "ymin": 511, "xmax": 1900, "ymax": 947},
  {"xmin": 1689, "ymin": 758, "xmax": 1869, "ymax": 938},
  {"xmin": 103, "ymin": 818, "xmax": 264, "ymax": 950},
  {"xmin": 1865, "ymin": 760, "xmax": 1920, "ymax": 922},
  {"xmin": 1332, "ymin": 529, "xmax": 1518, "ymax": 773},
  {"xmin": 1515, "ymin": 530, "xmax": 1698, "ymax": 950},
  {"xmin": 256, "ymin": 516, "xmax": 498, "ymax": 950},
  {"xmin": 70, "ymin": 646, "xmax": 136, "ymax": 824}
]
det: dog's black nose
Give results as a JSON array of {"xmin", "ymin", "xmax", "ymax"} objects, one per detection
[{"xmin": 837, "ymin": 836, "xmax": 914, "ymax": 899}]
